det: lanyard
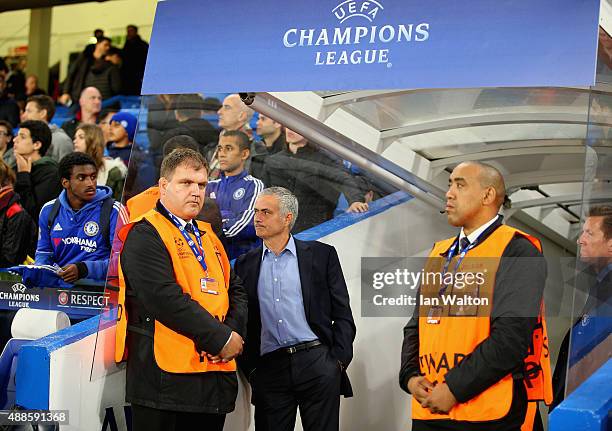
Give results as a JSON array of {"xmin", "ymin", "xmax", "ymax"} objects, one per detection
[
  {"xmin": 167, "ymin": 212, "xmax": 208, "ymax": 272},
  {"xmin": 438, "ymin": 231, "xmax": 488, "ymax": 296}
]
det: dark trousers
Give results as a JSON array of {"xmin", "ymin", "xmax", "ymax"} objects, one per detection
[
  {"xmin": 252, "ymin": 344, "xmax": 342, "ymax": 431},
  {"xmin": 131, "ymin": 404, "xmax": 225, "ymax": 431}
]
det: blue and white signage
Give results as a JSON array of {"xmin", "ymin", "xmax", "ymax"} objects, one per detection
[{"xmin": 143, "ymin": 0, "xmax": 599, "ymax": 93}]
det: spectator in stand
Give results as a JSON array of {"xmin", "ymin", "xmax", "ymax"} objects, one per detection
[
  {"xmin": 105, "ymin": 47, "xmax": 123, "ymax": 67},
  {"xmin": 107, "ymin": 112, "xmax": 138, "ymax": 165},
  {"xmin": 23, "ymin": 95, "xmax": 73, "ymax": 162},
  {"xmin": 108, "ymin": 112, "xmax": 155, "ymax": 201},
  {"xmin": 146, "ymin": 94, "xmax": 179, "ymax": 167},
  {"xmin": 211, "ymin": 94, "xmax": 265, "ymax": 180},
  {"xmin": 83, "ymin": 46, "xmax": 122, "ymax": 100},
  {"xmin": 36, "ymin": 152, "xmax": 128, "ymax": 284},
  {"xmin": 0, "ymin": 160, "xmax": 37, "ymax": 267},
  {"xmin": 6, "ymin": 59, "xmax": 26, "ymax": 102},
  {"xmin": 250, "ymin": 113, "xmax": 286, "ymax": 179},
  {"xmin": 126, "ymin": 134, "xmax": 200, "ymax": 220},
  {"xmin": 12, "ymin": 120, "xmax": 62, "ymax": 222},
  {"xmin": 61, "ymin": 86, "xmax": 102, "ymax": 140},
  {"xmin": 98, "ymin": 108, "xmax": 119, "ymax": 146},
  {"xmin": 206, "ymin": 130, "xmax": 263, "ymax": 260},
  {"xmin": 0, "ymin": 74, "xmax": 19, "ymax": 127},
  {"xmin": 25, "ymin": 75, "xmax": 46, "ymax": 97},
  {"xmin": 83, "ymin": 29, "xmax": 105, "ymax": 58},
  {"xmin": 165, "ymin": 93, "xmax": 219, "ymax": 155},
  {"xmin": 59, "ymin": 37, "xmax": 111, "ymax": 106},
  {"xmin": 74, "ymin": 123, "xmax": 127, "ymax": 200},
  {"xmin": 263, "ymin": 128, "xmax": 368, "ymax": 232},
  {"xmin": 0, "ymin": 120, "xmax": 15, "ymax": 167},
  {"xmin": 121, "ymin": 25, "xmax": 149, "ymax": 95}
]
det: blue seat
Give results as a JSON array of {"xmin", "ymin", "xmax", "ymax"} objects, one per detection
[{"xmin": 0, "ymin": 339, "xmax": 28, "ymax": 409}]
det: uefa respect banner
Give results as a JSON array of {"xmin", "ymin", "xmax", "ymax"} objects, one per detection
[{"xmin": 143, "ymin": 0, "xmax": 600, "ymax": 93}]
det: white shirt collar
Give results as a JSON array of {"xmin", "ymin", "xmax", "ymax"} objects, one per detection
[
  {"xmin": 160, "ymin": 202, "xmax": 193, "ymax": 229},
  {"xmin": 459, "ymin": 214, "xmax": 499, "ymax": 245}
]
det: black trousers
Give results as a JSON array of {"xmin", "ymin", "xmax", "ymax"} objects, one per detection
[
  {"xmin": 130, "ymin": 404, "xmax": 225, "ymax": 431},
  {"xmin": 252, "ymin": 344, "xmax": 342, "ymax": 431}
]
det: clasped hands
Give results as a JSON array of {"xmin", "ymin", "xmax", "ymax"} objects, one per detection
[
  {"xmin": 407, "ymin": 376, "xmax": 457, "ymax": 415},
  {"xmin": 206, "ymin": 331, "xmax": 244, "ymax": 363}
]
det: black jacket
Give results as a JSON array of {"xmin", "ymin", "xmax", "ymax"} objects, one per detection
[
  {"xmin": 164, "ymin": 118, "xmax": 219, "ymax": 151},
  {"xmin": 14, "ymin": 156, "xmax": 62, "ymax": 223},
  {"xmin": 399, "ymin": 218, "xmax": 546, "ymax": 428},
  {"xmin": 234, "ymin": 239, "xmax": 356, "ymax": 397},
  {"xmin": 121, "ymin": 36, "xmax": 149, "ymax": 95},
  {"xmin": 120, "ymin": 202, "xmax": 248, "ymax": 413},
  {"xmin": 84, "ymin": 59, "xmax": 121, "ymax": 100},
  {"xmin": 0, "ymin": 188, "xmax": 37, "ymax": 267},
  {"xmin": 262, "ymin": 144, "xmax": 365, "ymax": 233},
  {"xmin": 0, "ymin": 95, "xmax": 19, "ymax": 128},
  {"xmin": 62, "ymin": 53, "xmax": 94, "ymax": 102},
  {"xmin": 249, "ymin": 132, "xmax": 286, "ymax": 181}
]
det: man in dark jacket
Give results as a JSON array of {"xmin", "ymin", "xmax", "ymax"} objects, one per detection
[
  {"xmin": 164, "ymin": 93, "xmax": 219, "ymax": 153},
  {"xmin": 250, "ymin": 113, "xmax": 285, "ymax": 180},
  {"xmin": 83, "ymin": 55, "xmax": 121, "ymax": 100},
  {"xmin": 262, "ymin": 128, "xmax": 368, "ymax": 232},
  {"xmin": 119, "ymin": 148, "xmax": 247, "ymax": 431},
  {"xmin": 12, "ymin": 120, "xmax": 61, "ymax": 222},
  {"xmin": 399, "ymin": 162, "xmax": 548, "ymax": 431},
  {"xmin": 0, "ymin": 74, "xmax": 19, "ymax": 128},
  {"xmin": 121, "ymin": 25, "xmax": 149, "ymax": 95},
  {"xmin": 235, "ymin": 187, "xmax": 356, "ymax": 431},
  {"xmin": 59, "ymin": 37, "xmax": 111, "ymax": 106}
]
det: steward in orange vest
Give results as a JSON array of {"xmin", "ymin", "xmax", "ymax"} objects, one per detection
[
  {"xmin": 400, "ymin": 162, "xmax": 552, "ymax": 431},
  {"xmin": 115, "ymin": 148, "xmax": 247, "ymax": 431}
]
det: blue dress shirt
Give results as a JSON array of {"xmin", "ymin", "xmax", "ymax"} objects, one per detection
[{"xmin": 258, "ymin": 236, "xmax": 318, "ymax": 355}]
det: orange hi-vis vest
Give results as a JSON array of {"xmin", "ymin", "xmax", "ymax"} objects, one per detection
[
  {"xmin": 126, "ymin": 186, "xmax": 160, "ymax": 221},
  {"xmin": 412, "ymin": 224, "xmax": 553, "ymax": 422},
  {"xmin": 115, "ymin": 208, "xmax": 235, "ymax": 373}
]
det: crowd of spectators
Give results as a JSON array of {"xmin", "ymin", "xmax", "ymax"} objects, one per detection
[{"xmin": 0, "ymin": 23, "xmax": 378, "ymax": 292}]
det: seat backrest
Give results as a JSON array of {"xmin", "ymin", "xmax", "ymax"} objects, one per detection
[
  {"xmin": 0, "ymin": 339, "xmax": 28, "ymax": 409},
  {"xmin": 11, "ymin": 308, "xmax": 71, "ymax": 340}
]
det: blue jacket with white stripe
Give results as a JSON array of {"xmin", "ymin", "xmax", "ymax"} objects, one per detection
[
  {"xmin": 206, "ymin": 170, "xmax": 263, "ymax": 260},
  {"xmin": 35, "ymin": 186, "xmax": 129, "ymax": 283}
]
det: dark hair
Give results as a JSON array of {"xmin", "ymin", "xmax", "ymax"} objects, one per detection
[
  {"xmin": 587, "ymin": 205, "xmax": 612, "ymax": 240},
  {"xmin": 175, "ymin": 94, "xmax": 205, "ymax": 119},
  {"xmin": 18, "ymin": 120, "xmax": 52, "ymax": 156},
  {"xmin": 0, "ymin": 159, "xmax": 15, "ymax": 187},
  {"xmin": 160, "ymin": 148, "xmax": 207, "ymax": 179},
  {"xmin": 162, "ymin": 135, "xmax": 201, "ymax": 157},
  {"xmin": 106, "ymin": 47, "xmax": 122, "ymax": 58},
  {"xmin": 97, "ymin": 36, "xmax": 112, "ymax": 45},
  {"xmin": 99, "ymin": 108, "xmax": 119, "ymax": 122},
  {"xmin": 127, "ymin": 24, "xmax": 138, "ymax": 32},
  {"xmin": 26, "ymin": 95, "xmax": 55, "ymax": 122},
  {"xmin": 0, "ymin": 120, "xmax": 14, "ymax": 137},
  {"xmin": 221, "ymin": 130, "xmax": 250, "ymax": 152},
  {"xmin": 58, "ymin": 152, "xmax": 97, "ymax": 181}
]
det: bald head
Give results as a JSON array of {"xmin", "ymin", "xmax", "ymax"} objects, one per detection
[
  {"xmin": 446, "ymin": 161, "xmax": 507, "ymax": 232},
  {"xmin": 460, "ymin": 161, "xmax": 506, "ymax": 209},
  {"xmin": 217, "ymin": 94, "xmax": 254, "ymax": 131},
  {"xmin": 79, "ymin": 87, "xmax": 102, "ymax": 115}
]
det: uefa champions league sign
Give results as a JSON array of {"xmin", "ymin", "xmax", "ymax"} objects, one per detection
[{"xmin": 143, "ymin": 0, "xmax": 599, "ymax": 94}]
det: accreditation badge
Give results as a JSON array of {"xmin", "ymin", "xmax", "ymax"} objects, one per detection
[
  {"xmin": 201, "ymin": 277, "xmax": 220, "ymax": 295},
  {"xmin": 427, "ymin": 306, "xmax": 443, "ymax": 324}
]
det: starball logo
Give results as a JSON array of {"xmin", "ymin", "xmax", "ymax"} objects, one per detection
[{"xmin": 282, "ymin": 0, "xmax": 430, "ymax": 67}]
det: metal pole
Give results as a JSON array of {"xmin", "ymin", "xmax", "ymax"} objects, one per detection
[{"xmin": 240, "ymin": 92, "xmax": 446, "ymax": 209}]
